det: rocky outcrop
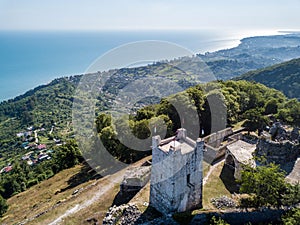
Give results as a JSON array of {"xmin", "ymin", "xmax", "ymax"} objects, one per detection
[
  {"xmin": 102, "ymin": 203, "xmax": 179, "ymax": 225},
  {"xmin": 103, "ymin": 204, "xmax": 142, "ymax": 225},
  {"xmin": 256, "ymin": 139, "xmax": 300, "ymax": 164},
  {"xmin": 211, "ymin": 196, "xmax": 236, "ymax": 209}
]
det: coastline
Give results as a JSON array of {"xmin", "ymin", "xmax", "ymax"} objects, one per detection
[{"xmin": 0, "ymin": 29, "xmax": 289, "ymax": 102}]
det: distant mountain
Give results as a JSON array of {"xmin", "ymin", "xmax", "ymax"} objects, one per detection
[
  {"xmin": 199, "ymin": 33, "xmax": 300, "ymax": 80},
  {"xmin": 236, "ymin": 58, "xmax": 300, "ymax": 100}
]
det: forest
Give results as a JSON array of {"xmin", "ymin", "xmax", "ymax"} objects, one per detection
[
  {"xmin": 1, "ymin": 79, "xmax": 299, "ymax": 207},
  {"xmin": 237, "ymin": 58, "xmax": 300, "ymax": 100},
  {"xmin": 94, "ymin": 80, "xmax": 299, "ymax": 163}
]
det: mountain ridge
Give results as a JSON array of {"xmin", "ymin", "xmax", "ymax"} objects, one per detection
[{"xmin": 236, "ymin": 58, "xmax": 300, "ymax": 100}]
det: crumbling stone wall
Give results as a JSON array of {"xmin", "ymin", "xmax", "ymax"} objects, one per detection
[
  {"xmin": 256, "ymin": 139, "xmax": 300, "ymax": 164},
  {"xmin": 202, "ymin": 127, "xmax": 233, "ymax": 148}
]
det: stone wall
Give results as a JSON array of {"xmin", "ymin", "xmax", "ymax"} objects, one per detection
[
  {"xmin": 150, "ymin": 129, "xmax": 203, "ymax": 214},
  {"xmin": 203, "ymin": 132, "xmax": 243, "ymax": 164},
  {"xmin": 256, "ymin": 139, "xmax": 300, "ymax": 164},
  {"xmin": 103, "ymin": 204, "xmax": 286, "ymax": 225},
  {"xmin": 120, "ymin": 166, "xmax": 151, "ymax": 194},
  {"xmin": 202, "ymin": 127, "xmax": 233, "ymax": 148}
]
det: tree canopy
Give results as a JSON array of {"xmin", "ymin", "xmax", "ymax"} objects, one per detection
[{"xmin": 239, "ymin": 163, "xmax": 300, "ymax": 208}]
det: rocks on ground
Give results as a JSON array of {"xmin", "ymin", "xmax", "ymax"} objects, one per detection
[
  {"xmin": 211, "ymin": 196, "xmax": 237, "ymax": 209},
  {"xmin": 102, "ymin": 204, "xmax": 142, "ymax": 225}
]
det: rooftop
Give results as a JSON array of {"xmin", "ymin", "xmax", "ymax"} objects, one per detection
[
  {"xmin": 159, "ymin": 138, "xmax": 196, "ymax": 154},
  {"xmin": 227, "ymin": 140, "xmax": 256, "ymax": 164},
  {"xmin": 154, "ymin": 128, "xmax": 198, "ymax": 155}
]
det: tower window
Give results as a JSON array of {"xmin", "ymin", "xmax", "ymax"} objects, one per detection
[
  {"xmin": 187, "ymin": 174, "xmax": 190, "ymax": 184},
  {"xmin": 187, "ymin": 174, "xmax": 194, "ymax": 187}
]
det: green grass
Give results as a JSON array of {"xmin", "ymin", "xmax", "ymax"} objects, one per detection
[
  {"xmin": 203, "ymin": 161, "xmax": 210, "ymax": 178},
  {"xmin": 202, "ymin": 162, "xmax": 232, "ymax": 209},
  {"xmin": 1, "ymin": 165, "xmax": 88, "ymax": 224}
]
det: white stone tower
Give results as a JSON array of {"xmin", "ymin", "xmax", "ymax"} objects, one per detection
[{"xmin": 150, "ymin": 128, "xmax": 203, "ymax": 214}]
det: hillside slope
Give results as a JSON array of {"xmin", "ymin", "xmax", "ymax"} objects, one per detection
[
  {"xmin": 236, "ymin": 58, "xmax": 300, "ymax": 100},
  {"xmin": 1, "ymin": 33, "xmax": 300, "ymax": 159}
]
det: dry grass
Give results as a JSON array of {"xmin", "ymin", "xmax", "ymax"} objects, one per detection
[
  {"xmin": 57, "ymin": 183, "xmax": 120, "ymax": 225},
  {"xmin": 203, "ymin": 161, "xmax": 210, "ymax": 178},
  {"xmin": 1, "ymin": 156, "xmax": 152, "ymax": 225},
  {"xmin": 1, "ymin": 165, "xmax": 92, "ymax": 224},
  {"xmin": 232, "ymin": 119, "xmax": 246, "ymax": 130},
  {"xmin": 129, "ymin": 182, "xmax": 150, "ymax": 213},
  {"xmin": 202, "ymin": 162, "xmax": 232, "ymax": 209},
  {"xmin": 1, "ymin": 155, "xmax": 235, "ymax": 224}
]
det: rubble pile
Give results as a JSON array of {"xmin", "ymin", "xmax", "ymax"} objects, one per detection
[
  {"xmin": 211, "ymin": 196, "xmax": 236, "ymax": 209},
  {"xmin": 103, "ymin": 204, "xmax": 142, "ymax": 225}
]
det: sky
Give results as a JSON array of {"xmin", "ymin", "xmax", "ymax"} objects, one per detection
[{"xmin": 0, "ymin": 0, "xmax": 300, "ymax": 31}]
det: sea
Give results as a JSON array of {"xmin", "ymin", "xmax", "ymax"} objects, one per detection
[{"xmin": 0, "ymin": 29, "xmax": 280, "ymax": 102}]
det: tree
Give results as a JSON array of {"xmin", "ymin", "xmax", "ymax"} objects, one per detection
[
  {"xmin": 242, "ymin": 108, "xmax": 269, "ymax": 134},
  {"xmin": 53, "ymin": 140, "xmax": 83, "ymax": 171},
  {"xmin": 135, "ymin": 108, "xmax": 155, "ymax": 121},
  {"xmin": 281, "ymin": 208, "xmax": 300, "ymax": 225},
  {"xmin": 0, "ymin": 195, "xmax": 8, "ymax": 217},
  {"xmin": 277, "ymin": 99, "xmax": 300, "ymax": 126},
  {"xmin": 239, "ymin": 163, "xmax": 289, "ymax": 208},
  {"xmin": 264, "ymin": 98, "xmax": 279, "ymax": 114},
  {"xmin": 95, "ymin": 113, "xmax": 112, "ymax": 133}
]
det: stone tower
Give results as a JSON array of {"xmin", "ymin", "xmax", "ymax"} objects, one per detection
[{"xmin": 150, "ymin": 128, "xmax": 203, "ymax": 214}]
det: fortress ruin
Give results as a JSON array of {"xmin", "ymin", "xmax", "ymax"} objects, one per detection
[{"xmin": 150, "ymin": 128, "xmax": 204, "ymax": 214}]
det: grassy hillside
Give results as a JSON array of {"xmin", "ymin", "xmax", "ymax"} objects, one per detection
[
  {"xmin": 237, "ymin": 58, "xmax": 300, "ymax": 100},
  {"xmin": 0, "ymin": 76, "xmax": 80, "ymax": 162}
]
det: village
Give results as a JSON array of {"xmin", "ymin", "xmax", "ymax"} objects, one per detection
[{"xmin": 0, "ymin": 124, "xmax": 64, "ymax": 174}]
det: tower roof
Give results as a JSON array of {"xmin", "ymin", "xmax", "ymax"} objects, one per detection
[{"xmin": 153, "ymin": 128, "xmax": 199, "ymax": 155}]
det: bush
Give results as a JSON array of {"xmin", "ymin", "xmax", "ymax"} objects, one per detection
[
  {"xmin": 27, "ymin": 179, "xmax": 39, "ymax": 188},
  {"xmin": 45, "ymin": 169, "xmax": 54, "ymax": 178},
  {"xmin": 0, "ymin": 195, "xmax": 8, "ymax": 217},
  {"xmin": 281, "ymin": 208, "xmax": 300, "ymax": 225},
  {"xmin": 37, "ymin": 173, "xmax": 47, "ymax": 182},
  {"xmin": 209, "ymin": 216, "xmax": 230, "ymax": 225}
]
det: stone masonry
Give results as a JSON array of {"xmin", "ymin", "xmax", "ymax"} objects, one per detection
[
  {"xmin": 256, "ymin": 139, "xmax": 300, "ymax": 164},
  {"xmin": 150, "ymin": 128, "xmax": 204, "ymax": 214}
]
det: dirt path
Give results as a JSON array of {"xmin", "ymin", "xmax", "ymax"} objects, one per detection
[
  {"xmin": 48, "ymin": 174, "xmax": 123, "ymax": 225},
  {"xmin": 49, "ymin": 125, "xmax": 54, "ymax": 135},
  {"xmin": 46, "ymin": 156, "xmax": 151, "ymax": 225},
  {"xmin": 34, "ymin": 130, "xmax": 39, "ymax": 143},
  {"xmin": 286, "ymin": 157, "xmax": 300, "ymax": 184},
  {"xmin": 203, "ymin": 159, "xmax": 224, "ymax": 185}
]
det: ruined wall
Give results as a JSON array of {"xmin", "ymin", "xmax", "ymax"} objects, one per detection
[
  {"xmin": 202, "ymin": 127, "xmax": 233, "ymax": 147},
  {"xmin": 256, "ymin": 139, "xmax": 300, "ymax": 164},
  {"xmin": 150, "ymin": 132, "xmax": 203, "ymax": 214},
  {"xmin": 120, "ymin": 166, "xmax": 151, "ymax": 194},
  {"xmin": 204, "ymin": 133, "xmax": 243, "ymax": 164}
]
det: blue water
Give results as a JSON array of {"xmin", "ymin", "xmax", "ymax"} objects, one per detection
[{"xmin": 0, "ymin": 30, "xmax": 243, "ymax": 102}]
